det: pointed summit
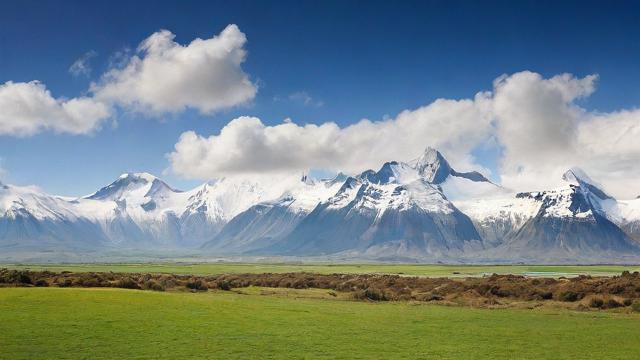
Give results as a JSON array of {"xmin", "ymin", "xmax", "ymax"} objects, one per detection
[
  {"xmin": 414, "ymin": 147, "xmax": 452, "ymax": 184},
  {"xmin": 86, "ymin": 172, "xmax": 177, "ymax": 200},
  {"xmin": 562, "ymin": 167, "xmax": 612, "ymax": 200}
]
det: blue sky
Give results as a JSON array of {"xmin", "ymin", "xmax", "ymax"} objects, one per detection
[{"xmin": 1, "ymin": 0, "xmax": 640, "ymax": 196}]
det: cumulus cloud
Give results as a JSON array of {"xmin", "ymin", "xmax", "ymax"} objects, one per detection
[
  {"xmin": 0, "ymin": 81, "xmax": 111, "ymax": 136},
  {"xmin": 491, "ymin": 71, "xmax": 598, "ymax": 191},
  {"xmin": 69, "ymin": 50, "xmax": 98, "ymax": 77},
  {"xmin": 168, "ymin": 94, "xmax": 493, "ymax": 179},
  {"xmin": 1, "ymin": 24, "xmax": 258, "ymax": 137},
  {"xmin": 91, "ymin": 24, "xmax": 257, "ymax": 114},
  {"xmin": 169, "ymin": 71, "xmax": 640, "ymax": 199}
]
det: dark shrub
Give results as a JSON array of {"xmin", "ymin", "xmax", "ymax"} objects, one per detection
[
  {"xmin": 186, "ymin": 280, "xmax": 208, "ymax": 291},
  {"xmin": 217, "ymin": 280, "xmax": 232, "ymax": 291},
  {"xmin": 623, "ymin": 298, "xmax": 633, "ymax": 307},
  {"xmin": 12, "ymin": 272, "xmax": 32, "ymax": 285},
  {"xmin": 143, "ymin": 280, "xmax": 165, "ymax": 291},
  {"xmin": 558, "ymin": 291, "xmax": 581, "ymax": 302},
  {"xmin": 115, "ymin": 277, "xmax": 140, "ymax": 289},
  {"xmin": 538, "ymin": 291, "xmax": 553, "ymax": 300},
  {"xmin": 605, "ymin": 299, "xmax": 622, "ymax": 309},
  {"xmin": 589, "ymin": 297, "xmax": 604, "ymax": 308},
  {"xmin": 363, "ymin": 287, "xmax": 387, "ymax": 301},
  {"xmin": 81, "ymin": 279, "xmax": 103, "ymax": 287},
  {"xmin": 34, "ymin": 279, "xmax": 49, "ymax": 287},
  {"xmin": 631, "ymin": 301, "xmax": 640, "ymax": 312},
  {"xmin": 57, "ymin": 279, "xmax": 73, "ymax": 287}
]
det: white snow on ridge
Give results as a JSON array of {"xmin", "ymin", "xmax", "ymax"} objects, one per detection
[
  {"xmin": 454, "ymin": 195, "xmax": 541, "ymax": 225},
  {"xmin": 617, "ymin": 198, "xmax": 640, "ymax": 222},
  {"xmin": 273, "ymin": 177, "xmax": 344, "ymax": 213},
  {"xmin": 440, "ymin": 175, "xmax": 505, "ymax": 201}
]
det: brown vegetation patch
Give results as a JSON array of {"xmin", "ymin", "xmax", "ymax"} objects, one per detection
[{"xmin": 2, "ymin": 268, "xmax": 640, "ymax": 309}]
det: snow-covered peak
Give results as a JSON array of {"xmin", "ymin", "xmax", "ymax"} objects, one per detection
[
  {"xmin": 413, "ymin": 147, "xmax": 452, "ymax": 184},
  {"xmin": 562, "ymin": 167, "xmax": 612, "ymax": 200},
  {"xmin": 562, "ymin": 167, "xmax": 589, "ymax": 185},
  {"xmin": 358, "ymin": 161, "xmax": 420, "ymax": 185},
  {"xmin": 85, "ymin": 172, "xmax": 177, "ymax": 201},
  {"xmin": 270, "ymin": 175, "xmax": 344, "ymax": 212},
  {"xmin": 117, "ymin": 172, "xmax": 158, "ymax": 183},
  {"xmin": 0, "ymin": 182, "xmax": 84, "ymax": 221}
]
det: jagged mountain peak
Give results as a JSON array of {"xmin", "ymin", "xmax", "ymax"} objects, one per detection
[
  {"xmin": 562, "ymin": 167, "xmax": 612, "ymax": 201},
  {"xmin": 413, "ymin": 147, "xmax": 452, "ymax": 184},
  {"xmin": 86, "ymin": 172, "xmax": 177, "ymax": 201},
  {"xmin": 357, "ymin": 161, "xmax": 420, "ymax": 185}
]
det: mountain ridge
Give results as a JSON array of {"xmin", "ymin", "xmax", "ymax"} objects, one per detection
[{"xmin": 1, "ymin": 147, "xmax": 639, "ymax": 263}]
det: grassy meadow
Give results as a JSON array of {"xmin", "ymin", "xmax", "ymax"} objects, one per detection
[
  {"xmin": 1, "ymin": 287, "xmax": 640, "ymax": 359},
  {"xmin": 3, "ymin": 262, "xmax": 640, "ymax": 277}
]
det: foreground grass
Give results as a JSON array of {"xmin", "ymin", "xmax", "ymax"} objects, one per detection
[
  {"xmin": 1, "ymin": 288, "xmax": 640, "ymax": 359},
  {"xmin": 3, "ymin": 262, "xmax": 639, "ymax": 277}
]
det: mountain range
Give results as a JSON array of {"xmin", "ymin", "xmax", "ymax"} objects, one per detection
[{"xmin": 1, "ymin": 147, "xmax": 639, "ymax": 263}]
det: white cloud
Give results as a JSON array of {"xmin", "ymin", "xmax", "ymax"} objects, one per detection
[
  {"xmin": 69, "ymin": 50, "xmax": 98, "ymax": 77},
  {"xmin": 1, "ymin": 24, "xmax": 258, "ymax": 137},
  {"xmin": 490, "ymin": 71, "xmax": 598, "ymax": 192},
  {"xmin": 0, "ymin": 81, "xmax": 111, "ymax": 136},
  {"xmin": 168, "ymin": 94, "xmax": 493, "ymax": 180},
  {"xmin": 169, "ymin": 71, "xmax": 640, "ymax": 199},
  {"xmin": 91, "ymin": 24, "xmax": 257, "ymax": 115}
]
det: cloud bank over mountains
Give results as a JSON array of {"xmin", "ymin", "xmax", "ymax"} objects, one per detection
[
  {"xmin": 0, "ymin": 23, "xmax": 638, "ymax": 198},
  {"xmin": 0, "ymin": 24, "xmax": 256, "ymax": 136},
  {"xmin": 169, "ymin": 70, "xmax": 640, "ymax": 199}
]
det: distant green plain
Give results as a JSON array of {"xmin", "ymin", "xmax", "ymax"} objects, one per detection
[
  {"xmin": 3, "ymin": 262, "xmax": 639, "ymax": 277},
  {"xmin": 1, "ymin": 287, "xmax": 639, "ymax": 359}
]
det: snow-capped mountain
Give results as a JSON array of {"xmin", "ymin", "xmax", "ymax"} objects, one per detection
[
  {"xmin": 1, "ymin": 147, "xmax": 639, "ymax": 263},
  {"xmin": 614, "ymin": 198, "xmax": 640, "ymax": 242},
  {"xmin": 264, "ymin": 160, "xmax": 483, "ymax": 260},
  {"xmin": 202, "ymin": 174, "xmax": 344, "ymax": 254},
  {"xmin": 0, "ymin": 182, "xmax": 107, "ymax": 251},
  {"xmin": 459, "ymin": 168, "xmax": 640, "ymax": 262},
  {"xmin": 410, "ymin": 147, "xmax": 504, "ymax": 200}
]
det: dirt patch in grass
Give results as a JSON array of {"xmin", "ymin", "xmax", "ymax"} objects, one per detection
[{"xmin": 2, "ymin": 268, "xmax": 640, "ymax": 309}]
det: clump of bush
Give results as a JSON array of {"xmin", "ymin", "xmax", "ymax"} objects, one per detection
[
  {"xmin": 353, "ymin": 287, "xmax": 388, "ymax": 301},
  {"xmin": 605, "ymin": 298, "xmax": 623, "ymax": 309},
  {"xmin": 114, "ymin": 277, "xmax": 140, "ymax": 289},
  {"xmin": 215, "ymin": 280, "xmax": 232, "ymax": 291},
  {"xmin": 558, "ymin": 291, "xmax": 582, "ymax": 302},
  {"xmin": 589, "ymin": 297, "xmax": 604, "ymax": 308},
  {"xmin": 0, "ymin": 270, "xmax": 32, "ymax": 285},
  {"xmin": 34, "ymin": 279, "xmax": 49, "ymax": 287},
  {"xmin": 631, "ymin": 301, "xmax": 640, "ymax": 313},
  {"xmin": 143, "ymin": 280, "xmax": 165, "ymax": 292},
  {"xmin": 186, "ymin": 280, "xmax": 208, "ymax": 291}
]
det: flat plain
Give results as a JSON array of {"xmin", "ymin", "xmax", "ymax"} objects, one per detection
[
  {"xmin": 1, "ymin": 286, "xmax": 640, "ymax": 359},
  {"xmin": 4, "ymin": 262, "xmax": 640, "ymax": 277},
  {"xmin": 3, "ymin": 263, "xmax": 640, "ymax": 359}
]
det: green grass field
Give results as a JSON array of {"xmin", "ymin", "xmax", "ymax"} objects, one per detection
[
  {"xmin": 3, "ymin": 262, "xmax": 639, "ymax": 277},
  {"xmin": 1, "ymin": 287, "xmax": 639, "ymax": 359}
]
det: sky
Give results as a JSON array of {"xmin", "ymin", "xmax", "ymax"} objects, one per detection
[{"xmin": 1, "ymin": 0, "xmax": 640, "ymax": 198}]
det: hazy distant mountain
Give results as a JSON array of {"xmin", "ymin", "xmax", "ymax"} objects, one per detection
[{"xmin": 1, "ymin": 148, "xmax": 639, "ymax": 263}]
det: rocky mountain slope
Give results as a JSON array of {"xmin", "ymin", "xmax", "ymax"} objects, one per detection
[{"xmin": 1, "ymin": 148, "xmax": 639, "ymax": 263}]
